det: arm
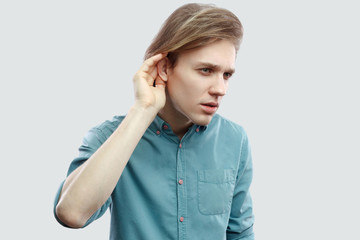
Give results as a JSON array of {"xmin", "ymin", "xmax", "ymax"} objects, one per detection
[
  {"xmin": 226, "ymin": 133, "xmax": 255, "ymax": 240},
  {"xmin": 55, "ymin": 53, "xmax": 167, "ymax": 228}
]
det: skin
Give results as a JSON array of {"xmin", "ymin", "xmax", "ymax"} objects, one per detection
[
  {"xmin": 55, "ymin": 40, "xmax": 236, "ymax": 228},
  {"xmin": 158, "ymin": 40, "xmax": 236, "ymax": 138}
]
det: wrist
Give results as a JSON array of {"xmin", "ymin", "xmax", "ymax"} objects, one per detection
[{"xmin": 131, "ymin": 102, "xmax": 159, "ymax": 120}]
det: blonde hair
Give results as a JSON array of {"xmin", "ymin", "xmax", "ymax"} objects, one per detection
[{"xmin": 144, "ymin": 3, "xmax": 243, "ymax": 67}]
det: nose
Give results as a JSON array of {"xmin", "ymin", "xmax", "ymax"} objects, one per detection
[{"xmin": 209, "ymin": 74, "xmax": 227, "ymax": 96}]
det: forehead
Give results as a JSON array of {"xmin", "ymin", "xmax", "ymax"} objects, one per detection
[{"xmin": 177, "ymin": 40, "xmax": 236, "ymax": 69}]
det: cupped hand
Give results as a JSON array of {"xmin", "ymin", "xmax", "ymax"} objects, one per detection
[{"xmin": 133, "ymin": 53, "xmax": 167, "ymax": 112}]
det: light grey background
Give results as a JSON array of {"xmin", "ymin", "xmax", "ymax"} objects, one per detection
[{"xmin": 1, "ymin": 0, "xmax": 359, "ymax": 239}]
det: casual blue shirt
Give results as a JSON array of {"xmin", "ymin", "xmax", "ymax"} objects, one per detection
[{"xmin": 54, "ymin": 114, "xmax": 254, "ymax": 240}]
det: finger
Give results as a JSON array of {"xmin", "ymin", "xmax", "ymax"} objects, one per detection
[
  {"xmin": 140, "ymin": 53, "xmax": 167, "ymax": 74},
  {"xmin": 134, "ymin": 71, "xmax": 157, "ymax": 86}
]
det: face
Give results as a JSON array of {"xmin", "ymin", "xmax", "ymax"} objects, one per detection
[{"xmin": 162, "ymin": 40, "xmax": 236, "ymax": 127}]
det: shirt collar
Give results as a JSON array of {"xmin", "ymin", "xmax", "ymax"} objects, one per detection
[{"xmin": 149, "ymin": 115, "xmax": 208, "ymax": 135}]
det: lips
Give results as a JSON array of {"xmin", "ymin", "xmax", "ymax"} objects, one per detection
[
  {"xmin": 200, "ymin": 102, "xmax": 219, "ymax": 114},
  {"xmin": 202, "ymin": 102, "xmax": 219, "ymax": 107}
]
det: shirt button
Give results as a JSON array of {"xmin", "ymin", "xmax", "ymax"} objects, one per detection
[
  {"xmin": 156, "ymin": 130, "xmax": 160, "ymax": 135},
  {"xmin": 196, "ymin": 128, "xmax": 199, "ymax": 132},
  {"xmin": 178, "ymin": 179, "xmax": 183, "ymax": 185},
  {"xmin": 163, "ymin": 125, "xmax": 168, "ymax": 130},
  {"xmin": 179, "ymin": 217, "xmax": 184, "ymax": 222},
  {"xmin": 179, "ymin": 143, "xmax": 182, "ymax": 148}
]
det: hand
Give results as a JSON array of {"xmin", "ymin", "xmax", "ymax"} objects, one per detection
[{"xmin": 133, "ymin": 53, "xmax": 167, "ymax": 112}]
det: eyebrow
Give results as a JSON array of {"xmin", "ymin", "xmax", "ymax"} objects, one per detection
[{"xmin": 195, "ymin": 62, "xmax": 235, "ymax": 74}]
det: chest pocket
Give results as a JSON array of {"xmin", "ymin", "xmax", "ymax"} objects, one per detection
[{"xmin": 197, "ymin": 169, "xmax": 236, "ymax": 215}]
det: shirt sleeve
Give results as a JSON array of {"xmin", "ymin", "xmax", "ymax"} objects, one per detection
[
  {"xmin": 226, "ymin": 132, "xmax": 255, "ymax": 240},
  {"xmin": 53, "ymin": 126, "xmax": 113, "ymax": 228}
]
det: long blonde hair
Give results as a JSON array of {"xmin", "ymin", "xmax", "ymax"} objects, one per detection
[{"xmin": 144, "ymin": 3, "xmax": 243, "ymax": 67}]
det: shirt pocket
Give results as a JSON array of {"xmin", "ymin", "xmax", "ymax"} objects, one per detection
[{"xmin": 197, "ymin": 169, "xmax": 236, "ymax": 215}]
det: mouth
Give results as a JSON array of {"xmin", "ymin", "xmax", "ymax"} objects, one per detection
[
  {"xmin": 202, "ymin": 102, "xmax": 219, "ymax": 107},
  {"xmin": 200, "ymin": 102, "xmax": 219, "ymax": 114}
]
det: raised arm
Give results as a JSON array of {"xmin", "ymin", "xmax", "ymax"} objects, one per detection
[{"xmin": 55, "ymin": 53, "xmax": 167, "ymax": 228}]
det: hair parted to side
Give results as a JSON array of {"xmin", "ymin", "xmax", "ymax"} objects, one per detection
[{"xmin": 144, "ymin": 3, "xmax": 243, "ymax": 67}]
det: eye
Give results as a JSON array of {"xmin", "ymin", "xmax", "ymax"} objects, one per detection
[
  {"xmin": 200, "ymin": 68, "xmax": 212, "ymax": 74},
  {"xmin": 223, "ymin": 72, "xmax": 232, "ymax": 80}
]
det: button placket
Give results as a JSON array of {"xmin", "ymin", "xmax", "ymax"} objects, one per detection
[{"xmin": 176, "ymin": 137, "xmax": 186, "ymax": 239}]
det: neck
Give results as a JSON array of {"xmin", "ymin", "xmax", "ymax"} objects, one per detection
[{"xmin": 158, "ymin": 102, "xmax": 193, "ymax": 140}]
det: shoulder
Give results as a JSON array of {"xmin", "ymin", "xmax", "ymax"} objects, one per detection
[
  {"xmin": 209, "ymin": 115, "xmax": 252, "ymax": 168},
  {"xmin": 84, "ymin": 115, "xmax": 125, "ymax": 143},
  {"xmin": 209, "ymin": 114, "xmax": 248, "ymax": 141},
  {"xmin": 94, "ymin": 115, "xmax": 125, "ymax": 133}
]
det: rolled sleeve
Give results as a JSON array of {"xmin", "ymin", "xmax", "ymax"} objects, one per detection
[{"xmin": 53, "ymin": 126, "xmax": 114, "ymax": 228}]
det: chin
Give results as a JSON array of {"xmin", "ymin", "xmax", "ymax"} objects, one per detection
[{"xmin": 191, "ymin": 114, "xmax": 214, "ymax": 126}]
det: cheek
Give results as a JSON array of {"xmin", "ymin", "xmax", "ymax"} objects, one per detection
[
  {"xmin": 167, "ymin": 69, "xmax": 209, "ymax": 102},
  {"xmin": 168, "ymin": 71, "xmax": 195, "ymax": 95},
  {"xmin": 225, "ymin": 81, "xmax": 230, "ymax": 92}
]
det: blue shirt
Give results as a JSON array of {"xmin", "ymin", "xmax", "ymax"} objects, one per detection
[{"xmin": 54, "ymin": 114, "xmax": 254, "ymax": 240}]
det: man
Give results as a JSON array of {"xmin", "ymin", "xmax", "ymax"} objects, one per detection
[{"xmin": 54, "ymin": 3, "xmax": 254, "ymax": 240}]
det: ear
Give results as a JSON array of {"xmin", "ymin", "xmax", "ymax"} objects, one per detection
[{"xmin": 157, "ymin": 57, "xmax": 169, "ymax": 82}]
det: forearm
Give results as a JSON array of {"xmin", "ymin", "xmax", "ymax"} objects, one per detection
[{"xmin": 56, "ymin": 103, "xmax": 157, "ymax": 228}]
